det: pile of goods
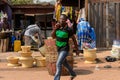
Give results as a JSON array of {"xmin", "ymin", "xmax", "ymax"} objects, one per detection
[
  {"xmin": 82, "ymin": 41, "xmax": 96, "ymax": 49},
  {"xmin": 7, "ymin": 46, "xmax": 46, "ymax": 68},
  {"xmin": 111, "ymin": 40, "xmax": 120, "ymax": 59},
  {"xmin": 44, "ymin": 37, "xmax": 74, "ymax": 76},
  {"xmin": 7, "ymin": 56, "xmax": 20, "ymax": 67},
  {"xmin": 34, "ymin": 56, "xmax": 46, "ymax": 67},
  {"xmin": 82, "ymin": 42, "xmax": 97, "ymax": 64},
  {"xmin": 18, "ymin": 46, "xmax": 34, "ymax": 68},
  {"xmin": 83, "ymin": 48, "xmax": 97, "ymax": 64}
]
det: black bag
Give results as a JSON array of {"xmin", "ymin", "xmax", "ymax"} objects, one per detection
[{"xmin": 105, "ymin": 56, "xmax": 116, "ymax": 62}]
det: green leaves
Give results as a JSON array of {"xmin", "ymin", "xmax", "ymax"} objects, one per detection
[{"xmin": 11, "ymin": 0, "xmax": 33, "ymax": 4}]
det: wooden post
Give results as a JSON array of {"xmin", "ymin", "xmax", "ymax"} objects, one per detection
[
  {"xmin": 116, "ymin": 3, "xmax": 120, "ymax": 39},
  {"xmin": 3, "ymin": 39, "xmax": 7, "ymax": 52},
  {"xmin": 106, "ymin": 2, "xmax": 109, "ymax": 48},
  {"xmin": 85, "ymin": 0, "xmax": 88, "ymax": 20},
  {"xmin": 116, "ymin": 3, "xmax": 120, "ymax": 40},
  {"xmin": 78, "ymin": 0, "xmax": 80, "ymax": 9},
  {"xmin": 45, "ymin": 14, "xmax": 47, "ymax": 38},
  {"xmin": 88, "ymin": 0, "xmax": 90, "ymax": 22},
  {"xmin": 0, "ymin": 39, "xmax": 3, "ymax": 52}
]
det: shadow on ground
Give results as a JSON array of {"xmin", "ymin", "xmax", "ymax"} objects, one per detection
[
  {"xmin": 0, "ymin": 59, "xmax": 7, "ymax": 62},
  {"xmin": 0, "ymin": 76, "xmax": 4, "ymax": 79},
  {"xmin": 0, "ymin": 67, "xmax": 47, "ymax": 71},
  {"xmin": 74, "ymin": 69, "xmax": 93, "ymax": 75}
]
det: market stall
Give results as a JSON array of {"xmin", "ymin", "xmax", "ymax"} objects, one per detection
[
  {"xmin": 0, "ymin": 0, "xmax": 12, "ymax": 52},
  {"xmin": 0, "ymin": 30, "xmax": 13, "ymax": 52}
]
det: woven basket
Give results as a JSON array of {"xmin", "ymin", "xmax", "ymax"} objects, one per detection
[
  {"xmin": 19, "ymin": 57, "xmax": 33, "ymax": 68},
  {"xmin": 7, "ymin": 56, "xmax": 19, "ymax": 64},
  {"xmin": 46, "ymin": 55, "xmax": 74, "ymax": 76},
  {"xmin": 21, "ymin": 46, "xmax": 31, "ymax": 52},
  {"xmin": 83, "ymin": 48, "xmax": 97, "ymax": 64},
  {"xmin": 34, "ymin": 56, "xmax": 46, "ymax": 67},
  {"xmin": 39, "ymin": 45, "xmax": 48, "ymax": 57},
  {"xmin": 46, "ymin": 54, "xmax": 57, "ymax": 63},
  {"xmin": 45, "ymin": 38, "xmax": 74, "ymax": 75},
  {"xmin": 18, "ymin": 51, "xmax": 32, "ymax": 57}
]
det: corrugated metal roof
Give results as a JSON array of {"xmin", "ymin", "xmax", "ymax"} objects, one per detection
[
  {"xmin": 61, "ymin": 0, "xmax": 79, "ymax": 7},
  {"xmin": 12, "ymin": 4, "xmax": 54, "ymax": 9},
  {"xmin": 91, "ymin": 0, "xmax": 120, "ymax": 3},
  {"xmin": 0, "ymin": 0, "xmax": 11, "ymax": 5}
]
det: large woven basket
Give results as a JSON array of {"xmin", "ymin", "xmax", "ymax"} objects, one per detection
[
  {"xmin": 44, "ymin": 38, "xmax": 74, "ymax": 76},
  {"xmin": 39, "ymin": 45, "xmax": 48, "ymax": 57},
  {"xmin": 19, "ymin": 57, "xmax": 34, "ymax": 68},
  {"xmin": 83, "ymin": 48, "xmax": 97, "ymax": 64},
  {"xmin": 46, "ymin": 54, "xmax": 74, "ymax": 76}
]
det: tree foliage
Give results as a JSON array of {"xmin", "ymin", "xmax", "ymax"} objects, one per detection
[{"xmin": 11, "ymin": 0, "xmax": 33, "ymax": 4}]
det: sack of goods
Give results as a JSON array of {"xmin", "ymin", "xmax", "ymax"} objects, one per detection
[
  {"xmin": 82, "ymin": 41, "xmax": 96, "ymax": 49},
  {"xmin": 111, "ymin": 40, "xmax": 120, "ymax": 59}
]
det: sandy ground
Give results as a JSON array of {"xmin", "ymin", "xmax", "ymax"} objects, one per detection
[{"xmin": 0, "ymin": 50, "xmax": 120, "ymax": 80}]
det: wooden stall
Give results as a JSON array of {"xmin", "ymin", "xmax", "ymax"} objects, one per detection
[
  {"xmin": 87, "ymin": 0, "xmax": 120, "ymax": 49},
  {"xmin": 60, "ymin": 0, "xmax": 120, "ymax": 49},
  {"xmin": 0, "ymin": 0, "xmax": 12, "ymax": 52},
  {"xmin": 12, "ymin": 4, "xmax": 54, "ymax": 38}
]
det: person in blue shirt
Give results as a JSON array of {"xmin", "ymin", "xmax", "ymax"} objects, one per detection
[
  {"xmin": 11, "ymin": 33, "xmax": 16, "ymax": 50},
  {"xmin": 77, "ymin": 18, "xmax": 96, "ymax": 52}
]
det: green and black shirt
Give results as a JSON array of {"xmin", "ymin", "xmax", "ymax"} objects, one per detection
[{"xmin": 56, "ymin": 26, "xmax": 73, "ymax": 51}]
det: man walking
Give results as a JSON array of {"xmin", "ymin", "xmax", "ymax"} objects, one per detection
[{"xmin": 51, "ymin": 14, "xmax": 79, "ymax": 80}]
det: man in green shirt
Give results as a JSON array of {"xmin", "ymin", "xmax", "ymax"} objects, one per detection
[{"xmin": 51, "ymin": 14, "xmax": 79, "ymax": 80}]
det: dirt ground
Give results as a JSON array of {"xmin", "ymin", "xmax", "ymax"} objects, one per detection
[{"xmin": 0, "ymin": 50, "xmax": 120, "ymax": 80}]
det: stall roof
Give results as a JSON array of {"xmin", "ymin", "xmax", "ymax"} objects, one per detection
[
  {"xmin": 12, "ymin": 4, "xmax": 54, "ymax": 14},
  {"xmin": 24, "ymin": 12, "xmax": 53, "ymax": 16},
  {"xmin": 0, "ymin": 0, "xmax": 11, "ymax": 5},
  {"xmin": 61, "ymin": 0, "xmax": 84, "ymax": 9},
  {"xmin": 12, "ymin": 4, "xmax": 54, "ymax": 8},
  {"xmin": 91, "ymin": 0, "xmax": 120, "ymax": 3},
  {"xmin": 61, "ymin": 0, "xmax": 79, "ymax": 7}
]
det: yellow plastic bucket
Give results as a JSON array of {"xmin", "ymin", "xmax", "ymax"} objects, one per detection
[{"xmin": 14, "ymin": 40, "xmax": 21, "ymax": 52}]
